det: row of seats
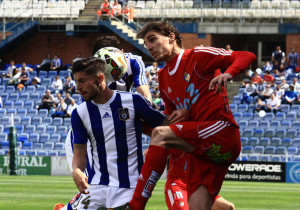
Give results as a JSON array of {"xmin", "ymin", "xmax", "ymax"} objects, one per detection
[
  {"xmin": 238, "ymin": 120, "xmax": 300, "ymax": 130},
  {"xmin": 0, "ymin": 117, "xmax": 71, "ymax": 128},
  {"xmin": 128, "ymin": 0, "xmax": 194, "ymax": 9},
  {"xmin": 234, "ymin": 112, "xmax": 299, "ymax": 122},
  {"xmin": 0, "ymin": 132, "xmax": 67, "ymax": 144},
  {"xmin": 242, "ymin": 145, "xmax": 300, "ymax": 155},
  {"xmin": 0, "ymin": 150, "xmax": 66, "ymax": 156},
  {"xmin": 240, "ymin": 128, "xmax": 299, "ymax": 139},
  {"xmin": 0, "ymin": 92, "xmax": 81, "ymax": 102},
  {"xmin": 0, "ymin": 108, "xmax": 71, "ymax": 118},
  {"xmin": 241, "ymin": 137, "xmax": 300, "ymax": 147},
  {"xmin": 135, "ymin": 8, "xmax": 300, "ymax": 19},
  {"xmin": 0, "ymin": 70, "xmax": 70, "ymax": 80},
  {"xmin": 0, "ymin": 8, "xmax": 80, "ymax": 18},
  {"xmin": 230, "ymin": 103, "xmax": 300, "ymax": 113},
  {"xmin": 1, "ymin": 140, "xmax": 65, "ymax": 150},
  {"xmin": 0, "ymin": 124, "xmax": 70, "ymax": 135},
  {"xmin": 238, "ymin": 154, "xmax": 300, "ymax": 162}
]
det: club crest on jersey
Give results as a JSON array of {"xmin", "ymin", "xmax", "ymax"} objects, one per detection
[
  {"xmin": 183, "ymin": 71, "xmax": 190, "ymax": 82},
  {"xmin": 118, "ymin": 108, "xmax": 129, "ymax": 121},
  {"xmin": 179, "ymin": 202, "xmax": 184, "ymax": 207}
]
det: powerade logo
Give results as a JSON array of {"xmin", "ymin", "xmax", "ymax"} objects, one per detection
[{"xmin": 288, "ymin": 163, "xmax": 300, "ymax": 183}]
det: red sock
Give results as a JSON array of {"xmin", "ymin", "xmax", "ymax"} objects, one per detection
[{"xmin": 129, "ymin": 145, "xmax": 168, "ymax": 210}]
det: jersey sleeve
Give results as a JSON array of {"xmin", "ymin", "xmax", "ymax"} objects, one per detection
[
  {"xmin": 71, "ymin": 108, "xmax": 88, "ymax": 144},
  {"xmin": 193, "ymin": 47, "xmax": 256, "ymax": 78},
  {"xmin": 132, "ymin": 94, "xmax": 165, "ymax": 127},
  {"xmin": 130, "ymin": 57, "xmax": 149, "ymax": 87}
]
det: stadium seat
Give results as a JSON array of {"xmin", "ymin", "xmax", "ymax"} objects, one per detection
[
  {"xmin": 33, "ymin": 143, "xmax": 43, "ymax": 150},
  {"xmin": 22, "ymin": 142, "xmax": 33, "ymax": 150},
  {"xmin": 0, "ymin": 141, "xmax": 10, "ymax": 150},
  {"xmin": 270, "ymin": 121, "xmax": 280, "ymax": 129},
  {"xmin": 38, "ymin": 71, "xmax": 48, "ymax": 79},
  {"xmin": 19, "ymin": 93, "xmax": 30, "ymax": 102},
  {"xmin": 6, "ymin": 86, "xmax": 16, "ymax": 94},
  {"xmin": 36, "ymin": 125, "xmax": 46, "ymax": 134},
  {"xmin": 280, "ymin": 104, "xmax": 290, "ymax": 113},
  {"xmin": 4, "ymin": 101, "xmax": 14, "ymax": 109},
  {"xmin": 271, "ymin": 156, "xmax": 281, "ymax": 162},
  {"xmin": 59, "ymin": 71, "xmax": 69, "ymax": 78},
  {"xmin": 0, "ymin": 93, "xmax": 8, "ymax": 103},
  {"xmin": 286, "ymin": 113, "xmax": 297, "ymax": 121},
  {"xmin": 26, "ymin": 125, "xmax": 36, "ymax": 134},
  {"xmin": 61, "ymin": 134, "xmax": 67, "ymax": 143},
  {"xmin": 19, "ymin": 150, "xmax": 26, "ymax": 156},
  {"xmin": 240, "ymin": 137, "xmax": 248, "ymax": 146},
  {"xmin": 290, "ymin": 105, "xmax": 300, "ymax": 114},
  {"xmin": 260, "ymin": 155, "xmax": 271, "ymax": 162},
  {"xmin": 292, "ymin": 138, "xmax": 300, "ymax": 147},
  {"xmin": 254, "ymin": 146, "xmax": 264, "ymax": 154},
  {"xmin": 41, "ymin": 78, "xmax": 52, "ymax": 87},
  {"xmin": 50, "ymin": 134, "xmax": 61, "ymax": 143},
  {"xmin": 242, "ymin": 129, "xmax": 253, "ymax": 138},
  {"xmin": 36, "ymin": 86, "xmax": 46, "ymax": 95},
  {"xmin": 18, "ymin": 133, "xmax": 29, "ymax": 142},
  {"xmin": 282, "ymin": 156, "xmax": 293, "ymax": 162},
  {"xmin": 53, "ymin": 118, "xmax": 63, "ymax": 126},
  {"xmin": 26, "ymin": 150, "xmax": 37, "ymax": 156},
  {"xmin": 233, "ymin": 112, "xmax": 242, "ymax": 121},
  {"xmin": 49, "ymin": 151, "xmax": 58, "ymax": 156},
  {"xmin": 0, "ymin": 85, "xmax": 5, "ymax": 92},
  {"xmin": 0, "ymin": 109, "xmax": 6, "ymax": 117},
  {"xmin": 58, "ymin": 151, "xmax": 66, "ymax": 156},
  {"xmin": 0, "ymin": 133, "xmax": 8, "ymax": 142},
  {"xmin": 270, "ymin": 138, "xmax": 282, "ymax": 147},
  {"xmin": 38, "ymin": 109, "xmax": 48, "ymax": 117},
  {"xmin": 44, "ymin": 142, "xmax": 54, "ymax": 150},
  {"xmin": 253, "ymin": 129, "xmax": 264, "ymax": 138},
  {"xmin": 9, "ymin": 93, "xmax": 19, "ymax": 102},
  {"xmin": 232, "ymin": 96, "xmax": 241, "ymax": 104},
  {"xmin": 30, "ymin": 93, "xmax": 40, "ymax": 101},
  {"xmin": 286, "ymin": 130, "xmax": 297, "ymax": 139},
  {"xmin": 15, "ymin": 125, "xmax": 24, "ymax": 133},
  {"xmin": 259, "ymin": 137, "xmax": 270, "ymax": 147},
  {"xmin": 229, "ymin": 104, "xmax": 237, "ymax": 112},
  {"xmin": 46, "ymin": 126, "xmax": 57, "ymax": 135},
  {"xmin": 238, "ymin": 104, "xmax": 248, "ymax": 112},
  {"xmin": 259, "ymin": 121, "xmax": 270, "ymax": 129},
  {"xmin": 264, "ymin": 146, "xmax": 276, "ymax": 154},
  {"xmin": 242, "ymin": 146, "xmax": 253, "ymax": 154},
  {"xmin": 7, "ymin": 108, "xmax": 17, "ymax": 116},
  {"xmin": 54, "ymin": 142, "xmax": 64, "ymax": 150},
  {"xmin": 293, "ymin": 156, "xmax": 300, "ymax": 162},
  {"xmin": 248, "ymin": 137, "xmax": 259, "ymax": 146},
  {"xmin": 275, "ymin": 129, "xmax": 286, "ymax": 138},
  {"xmin": 43, "ymin": 117, "xmax": 53, "ymax": 125},
  {"xmin": 24, "ymin": 101, "xmax": 34, "ymax": 109},
  {"xmin": 292, "ymin": 121, "xmax": 300, "ymax": 130},
  {"xmin": 242, "ymin": 113, "xmax": 253, "ymax": 121},
  {"xmin": 0, "ymin": 125, "xmax": 4, "ymax": 133},
  {"xmin": 21, "ymin": 116, "xmax": 31, "ymax": 125},
  {"xmin": 32, "ymin": 117, "xmax": 42, "ymax": 125},
  {"xmin": 275, "ymin": 146, "xmax": 287, "ymax": 155},
  {"xmin": 282, "ymin": 138, "xmax": 292, "ymax": 147},
  {"xmin": 248, "ymin": 155, "xmax": 259, "ymax": 161},
  {"xmin": 25, "ymin": 85, "xmax": 36, "ymax": 94},
  {"xmin": 38, "ymin": 133, "xmax": 50, "ymax": 144},
  {"xmin": 281, "ymin": 121, "xmax": 291, "ymax": 130},
  {"xmin": 239, "ymin": 121, "xmax": 248, "ymax": 130},
  {"xmin": 2, "ymin": 117, "xmax": 12, "ymax": 125},
  {"xmin": 37, "ymin": 151, "xmax": 48, "ymax": 156},
  {"xmin": 264, "ymin": 113, "xmax": 275, "ymax": 121},
  {"xmin": 287, "ymin": 146, "xmax": 298, "ymax": 155},
  {"xmin": 72, "ymin": 94, "xmax": 82, "ymax": 104},
  {"xmin": 29, "ymin": 133, "xmax": 39, "ymax": 143},
  {"xmin": 57, "ymin": 126, "xmax": 68, "ymax": 135},
  {"xmin": 27, "ymin": 109, "xmax": 38, "ymax": 117},
  {"xmin": 63, "ymin": 118, "xmax": 71, "ymax": 126},
  {"xmin": 248, "ymin": 121, "xmax": 259, "ymax": 129},
  {"xmin": 17, "ymin": 109, "xmax": 27, "ymax": 117},
  {"xmin": 48, "ymin": 71, "xmax": 57, "ymax": 79}
]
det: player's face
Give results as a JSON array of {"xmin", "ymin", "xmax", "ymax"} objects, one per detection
[
  {"xmin": 74, "ymin": 72, "xmax": 99, "ymax": 102},
  {"xmin": 144, "ymin": 31, "xmax": 173, "ymax": 62}
]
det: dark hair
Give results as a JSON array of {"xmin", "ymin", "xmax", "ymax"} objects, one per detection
[
  {"xmin": 72, "ymin": 57, "xmax": 107, "ymax": 77},
  {"xmin": 92, "ymin": 36, "xmax": 121, "ymax": 55},
  {"xmin": 136, "ymin": 21, "xmax": 182, "ymax": 48}
]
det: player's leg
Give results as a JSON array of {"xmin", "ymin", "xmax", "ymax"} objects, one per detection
[
  {"xmin": 165, "ymin": 179, "xmax": 188, "ymax": 210},
  {"xmin": 188, "ymin": 185, "xmax": 211, "ymax": 210},
  {"xmin": 129, "ymin": 126, "xmax": 195, "ymax": 210},
  {"xmin": 212, "ymin": 195, "xmax": 235, "ymax": 210}
]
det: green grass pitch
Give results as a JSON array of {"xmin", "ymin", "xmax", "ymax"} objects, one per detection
[{"xmin": 0, "ymin": 175, "xmax": 300, "ymax": 210}]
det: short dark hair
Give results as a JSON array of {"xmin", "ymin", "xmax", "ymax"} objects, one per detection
[
  {"xmin": 72, "ymin": 57, "xmax": 107, "ymax": 77},
  {"xmin": 136, "ymin": 21, "xmax": 182, "ymax": 48},
  {"xmin": 92, "ymin": 36, "xmax": 121, "ymax": 55}
]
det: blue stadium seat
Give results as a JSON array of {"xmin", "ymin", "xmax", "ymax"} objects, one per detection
[
  {"xmin": 44, "ymin": 142, "xmax": 54, "ymax": 150},
  {"xmin": 259, "ymin": 137, "xmax": 270, "ymax": 147},
  {"xmin": 0, "ymin": 93, "xmax": 8, "ymax": 103},
  {"xmin": 248, "ymin": 155, "xmax": 259, "ymax": 161},
  {"xmin": 275, "ymin": 146, "xmax": 286, "ymax": 155},
  {"xmin": 0, "ymin": 150, "xmax": 6, "ymax": 155},
  {"xmin": 229, "ymin": 104, "xmax": 237, "ymax": 112},
  {"xmin": 48, "ymin": 71, "xmax": 57, "ymax": 79},
  {"xmin": 4, "ymin": 101, "xmax": 14, "ymax": 109},
  {"xmin": 26, "ymin": 125, "xmax": 36, "ymax": 134},
  {"xmin": 26, "ymin": 150, "xmax": 37, "ymax": 156},
  {"xmin": 238, "ymin": 121, "xmax": 248, "ymax": 130},
  {"xmin": 1, "ymin": 117, "xmax": 11, "ymax": 125},
  {"xmin": 9, "ymin": 93, "xmax": 19, "ymax": 102},
  {"xmin": 286, "ymin": 129, "xmax": 297, "ymax": 139},
  {"xmin": 61, "ymin": 134, "xmax": 67, "ymax": 143},
  {"xmin": 15, "ymin": 125, "xmax": 24, "ymax": 133},
  {"xmin": 17, "ymin": 109, "xmax": 27, "ymax": 117},
  {"xmin": 271, "ymin": 156, "xmax": 282, "ymax": 162},
  {"xmin": 38, "ymin": 71, "xmax": 48, "ymax": 79},
  {"xmin": 281, "ymin": 121, "xmax": 291, "ymax": 129},
  {"xmin": 270, "ymin": 121, "xmax": 280, "ymax": 129},
  {"xmin": 6, "ymin": 86, "xmax": 15, "ymax": 94},
  {"xmin": 293, "ymin": 157, "xmax": 300, "ymax": 161},
  {"xmin": 37, "ymin": 151, "xmax": 48, "ymax": 156},
  {"xmin": 254, "ymin": 146, "xmax": 264, "ymax": 154},
  {"xmin": 63, "ymin": 118, "xmax": 71, "ymax": 126},
  {"xmin": 282, "ymin": 156, "xmax": 293, "ymax": 162},
  {"xmin": 275, "ymin": 112, "xmax": 286, "ymax": 121},
  {"xmin": 50, "ymin": 134, "xmax": 61, "ymax": 143},
  {"xmin": 252, "ymin": 113, "xmax": 261, "ymax": 121},
  {"xmin": 264, "ymin": 146, "xmax": 276, "ymax": 154},
  {"xmin": 238, "ymin": 104, "xmax": 248, "ymax": 112},
  {"xmin": 233, "ymin": 112, "xmax": 242, "ymax": 122},
  {"xmin": 290, "ymin": 104, "xmax": 300, "ymax": 114},
  {"xmin": 43, "ymin": 117, "xmax": 53, "ymax": 125},
  {"xmin": 18, "ymin": 133, "xmax": 29, "ymax": 142},
  {"xmin": 40, "ymin": 134, "xmax": 50, "ymax": 144},
  {"xmin": 0, "ymin": 133, "xmax": 8, "ymax": 142},
  {"xmin": 14, "ymin": 101, "xmax": 24, "ymax": 109},
  {"xmin": 33, "ymin": 143, "xmax": 43, "ymax": 150},
  {"xmin": 264, "ymin": 113, "xmax": 275, "ymax": 121},
  {"xmin": 57, "ymin": 126, "xmax": 68, "ymax": 135},
  {"xmin": 7, "ymin": 108, "xmax": 17, "ymax": 116},
  {"xmin": 280, "ymin": 104, "xmax": 290, "ymax": 113},
  {"xmin": 53, "ymin": 117, "xmax": 63, "ymax": 126},
  {"xmin": 21, "ymin": 116, "xmax": 31, "ymax": 125},
  {"xmin": 286, "ymin": 113, "xmax": 297, "ymax": 121},
  {"xmin": 292, "ymin": 121, "xmax": 300, "ymax": 130},
  {"xmin": 259, "ymin": 121, "xmax": 270, "ymax": 130},
  {"xmin": 292, "ymin": 138, "xmax": 300, "ymax": 147},
  {"xmin": 0, "ymin": 141, "xmax": 10, "ymax": 150},
  {"xmin": 54, "ymin": 142, "xmax": 64, "ymax": 150},
  {"xmin": 59, "ymin": 71, "xmax": 68, "ymax": 78},
  {"xmin": 38, "ymin": 109, "xmax": 49, "ymax": 117},
  {"xmin": 282, "ymin": 138, "xmax": 292, "ymax": 147},
  {"xmin": 0, "ymin": 125, "xmax": 4, "ymax": 133},
  {"xmin": 242, "ymin": 146, "xmax": 253, "ymax": 154},
  {"xmin": 24, "ymin": 101, "xmax": 34, "ymax": 109},
  {"xmin": 254, "ymin": 129, "xmax": 264, "ymax": 138},
  {"xmin": 0, "ymin": 109, "xmax": 6, "ymax": 117},
  {"xmin": 58, "ymin": 151, "xmax": 66, "ymax": 156},
  {"xmin": 270, "ymin": 138, "xmax": 282, "ymax": 147},
  {"xmin": 19, "ymin": 93, "xmax": 30, "ymax": 102},
  {"xmin": 242, "ymin": 129, "xmax": 253, "ymax": 138},
  {"xmin": 29, "ymin": 133, "xmax": 39, "ymax": 143},
  {"xmin": 49, "ymin": 151, "xmax": 58, "ymax": 156},
  {"xmin": 72, "ymin": 94, "xmax": 82, "ymax": 104},
  {"xmin": 30, "ymin": 93, "xmax": 40, "ymax": 101},
  {"xmin": 18, "ymin": 150, "xmax": 26, "ymax": 156},
  {"xmin": 287, "ymin": 146, "xmax": 298, "ymax": 155},
  {"xmin": 242, "ymin": 113, "xmax": 253, "ymax": 121},
  {"xmin": 260, "ymin": 156, "xmax": 271, "ymax": 162},
  {"xmin": 41, "ymin": 78, "xmax": 52, "ymax": 87},
  {"xmin": 22, "ymin": 142, "xmax": 33, "ymax": 150},
  {"xmin": 36, "ymin": 86, "xmax": 46, "ymax": 95},
  {"xmin": 32, "ymin": 117, "xmax": 42, "ymax": 125},
  {"xmin": 0, "ymin": 85, "xmax": 5, "ymax": 92},
  {"xmin": 46, "ymin": 126, "xmax": 57, "ymax": 135},
  {"xmin": 27, "ymin": 109, "xmax": 38, "ymax": 117},
  {"xmin": 275, "ymin": 129, "xmax": 286, "ymax": 138},
  {"xmin": 240, "ymin": 137, "xmax": 248, "ymax": 146},
  {"xmin": 248, "ymin": 121, "xmax": 259, "ymax": 129},
  {"xmin": 25, "ymin": 85, "xmax": 36, "ymax": 94},
  {"xmin": 36, "ymin": 125, "xmax": 46, "ymax": 134},
  {"xmin": 248, "ymin": 137, "xmax": 259, "ymax": 146}
]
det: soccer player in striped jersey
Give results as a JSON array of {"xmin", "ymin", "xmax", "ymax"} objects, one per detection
[
  {"xmin": 68, "ymin": 57, "xmax": 171, "ymax": 209},
  {"xmin": 129, "ymin": 22, "xmax": 256, "ymax": 209}
]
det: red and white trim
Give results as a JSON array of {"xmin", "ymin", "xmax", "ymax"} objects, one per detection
[
  {"xmin": 198, "ymin": 121, "xmax": 230, "ymax": 139},
  {"xmin": 194, "ymin": 46, "xmax": 232, "ymax": 56}
]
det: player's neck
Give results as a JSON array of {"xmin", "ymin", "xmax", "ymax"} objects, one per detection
[
  {"xmin": 93, "ymin": 87, "xmax": 114, "ymax": 104},
  {"xmin": 167, "ymin": 46, "xmax": 182, "ymax": 62}
]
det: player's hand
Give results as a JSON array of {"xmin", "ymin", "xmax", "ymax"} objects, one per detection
[
  {"xmin": 209, "ymin": 73, "xmax": 232, "ymax": 94},
  {"xmin": 168, "ymin": 109, "xmax": 189, "ymax": 124},
  {"xmin": 143, "ymin": 148, "xmax": 148, "ymax": 156},
  {"xmin": 72, "ymin": 168, "xmax": 89, "ymax": 194}
]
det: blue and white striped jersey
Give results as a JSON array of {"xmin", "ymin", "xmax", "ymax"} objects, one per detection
[{"xmin": 71, "ymin": 90, "xmax": 165, "ymax": 188}]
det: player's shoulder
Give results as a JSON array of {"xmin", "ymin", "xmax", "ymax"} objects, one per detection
[
  {"xmin": 73, "ymin": 101, "xmax": 87, "ymax": 114},
  {"xmin": 124, "ymin": 52, "xmax": 143, "ymax": 61},
  {"xmin": 192, "ymin": 46, "xmax": 232, "ymax": 56}
]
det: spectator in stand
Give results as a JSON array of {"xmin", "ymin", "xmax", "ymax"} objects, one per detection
[
  {"xmin": 66, "ymin": 99, "xmax": 78, "ymax": 118},
  {"xmin": 241, "ymin": 81, "xmax": 256, "ymax": 104},
  {"xmin": 271, "ymin": 46, "xmax": 286, "ymax": 65},
  {"xmin": 39, "ymin": 89, "xmax": 54, "ymax": 110},
  {"xmin": 253, "ymin": 98, "xmax": 265, "ymax": 113},
  {"xmin": 100, "ymin": 0, "xmax": 111, "ymax": 15},
  {"xmin": 263, "ymin": 61, "xmax": 273, "ymax": 72},
  {"xmin": 7, "ymin": 68, "xmax": 21, "ymax": 86},
  {"xmin": 152, "ymin": 92, "xmax": 161, "ymax": 110},
  {"xmin": 36, "ymin": 53, "xmax": 52, "ymax": 71},
  {"xmin": 51, "ymin": 98, "xmax": 68, "ymax": 118},
  {"xmin": 63, "ymin": 76, "xmax": 76, "ymax": 94},
  {"xmin": 225, "ymin": 44, "xmax": 232, "ymax": 51},
  {"xmin": 18, "ymin": 67, "xmax": 30, "ymax": 87},
  {"xmin": 30, "ymin": 77, "xmax": 41, "ymax": 88},
  {"xmin": 112, "ymin": 0, "xmax": 122, "ymax": 16},
  {"xmin": 19, "ymin": 62, "xmax": 33, "ymax": 73},
  {"xmin": 5, "ymin": 60, "xmax": 16, "ymax": 78},
  {"xmin": 266, "ymin": 93, "xmax": 281, "ymax": 114},
  {"xmin": 278, "ymin": 63, "xmax": 286, "ymax": 74},
  {"xmin": 51, "ymin": 75, "xmax": 63, "ymax": 94},
  {"xmin": 252, "ymin": 78, "xmax": 265, "ymax": 99},
  {"xmin": 261, "ymin": 84, "xmax": 274, "ymax": 101},
  {"xmin": 64, "ymin": 93, "xmax": 73, "ymax": 106},
  {"xmin": 280, "ymin": 79, "xmax": 289, "ymax": 91},
  {"xmin": 50, "ymin": 54, "xmax": 62, "ymax": 72},
  {"xmin": 241, "ymin": 70, "xmax": 252, "ymax": 88},
  {"xmin": 287, "ymin": 48, "xmax": 299, "ymax": 72},
  {"xmin": 282, "ymin": 85, "xmax": 298, "ymax": 106},
  {"xmin": 270, "ymin": 80, "xmax": 276, "ymax": 91},
  {"xmin": 272, "ymin": 60, "xmax": 280, "ymax": 72},
  {"xmin": 263, "ymin": 70, "xmax": 274, "ymax": 83},
  {"xmin": 145, "ymin": 71, "xmax": 152, "ymax": 84},
  {"xmin": 251, "ymin": 71, "xmax": 261, "ymax": 84},
  {"xmin": 292, "ymin": 77, "xmax": 300, "ymax": 94},
  {"xmin": 274, "ymin": 84, "xmax": 285, "ymax": 101},
  {"xmin": 54, "ymin": 92, "xmax": 63, "ymax": 107},
  {"xmin": 146, "ymin": 62, "xmax": 159, "ymax": 75}
]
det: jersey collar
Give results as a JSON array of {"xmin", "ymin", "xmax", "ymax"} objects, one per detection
[{"xmin": 168, "ymin": 49, "xmax": 185, "ymax": 76}]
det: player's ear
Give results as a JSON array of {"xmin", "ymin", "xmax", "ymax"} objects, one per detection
[{"xmin": 169, "ymin": 33, "xmax": 175, "ymax": 44}]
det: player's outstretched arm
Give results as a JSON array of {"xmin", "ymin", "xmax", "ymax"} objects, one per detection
[{"xmin": 136, "ymin": 85, "xmax": 153, "ymax": 104}]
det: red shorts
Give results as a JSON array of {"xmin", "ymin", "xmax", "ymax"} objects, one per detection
[
  {"xmin": 165, "ymin": 178, "xmax": 188, "ymax": 210},
  {"xmin": 169, "ymin": 120, "xmax": 241, "ymax": 200}
]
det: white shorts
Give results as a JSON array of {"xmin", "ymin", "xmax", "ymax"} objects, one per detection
[{"xmin": 73, "ymin": 185, "xmax": 134, "ymax": 209}]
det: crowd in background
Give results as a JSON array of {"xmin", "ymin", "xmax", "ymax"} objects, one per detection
[{"xmin": 98, "ymin": 0, "xmax": 134, "ymax": 22}]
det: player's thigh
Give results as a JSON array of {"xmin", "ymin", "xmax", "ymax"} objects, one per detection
[
  {"xmin": 165, "ymin": 180, "xmax": 188, "ymax": 210},
  {"xmin": 74, "ymin": 185, "xmax": 106, "ymax": 209},
  {"xmin": 188, "ymin": 185, "xmax": 211, "ymax": 210}
]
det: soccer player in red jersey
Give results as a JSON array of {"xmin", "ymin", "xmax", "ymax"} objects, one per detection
[{"xmin": 129, "ymin": 21, "xmax": 256, "ymax": 209}]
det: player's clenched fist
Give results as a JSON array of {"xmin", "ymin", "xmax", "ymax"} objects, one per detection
[
  {"xmin": 72, "ymin": 168, "xmax": 89, "ymax": 194},
  {"xmin": 209, "ymin": 73, "xmax": 233, "ymax": 94}
]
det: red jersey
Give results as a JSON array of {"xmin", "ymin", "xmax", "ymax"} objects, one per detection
[
  {"xmin": 263, "ymin": 74, "xmax": 274, "ymax": 82},
  {"xmin": 158, "ymin": 47, "xmax": 256, "ymax": 126},
  {"xmin": 167, "ymin": 150, "xmax": 187, "ymax": 180}
]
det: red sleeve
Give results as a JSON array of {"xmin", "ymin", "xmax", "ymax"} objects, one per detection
[{"xmin": 158, "ymin": 70, "xmax": 176, "ymax": 116}]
